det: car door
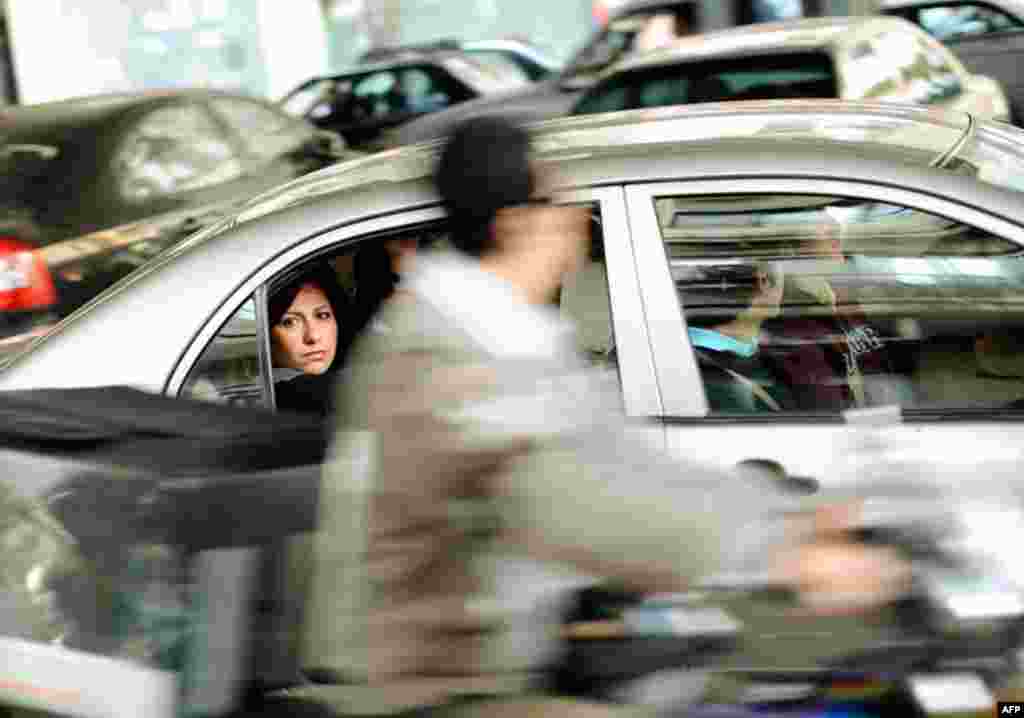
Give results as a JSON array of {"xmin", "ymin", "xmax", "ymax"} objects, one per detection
[
  {"xmin": 901, "ymin": 1, "xmax": 1024, "ymax": 114},
  {"xmin": 625, "ymin": 177, "xmax": 1024, "ymax": 493}
]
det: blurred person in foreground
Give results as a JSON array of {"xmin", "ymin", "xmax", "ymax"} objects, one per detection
[{"xmin": 296, "ymin": 117, "xmax": 910, "ymax": 716}]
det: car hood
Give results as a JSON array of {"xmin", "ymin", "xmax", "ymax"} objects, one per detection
[{"xmin": 388, "ymin": 78, "xmax": 584, "ymax": 147}]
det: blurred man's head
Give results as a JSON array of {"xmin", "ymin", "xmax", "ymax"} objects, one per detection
[{"xmin": 436, "ymin": 117, "xmax": 591, "ymax": 303}]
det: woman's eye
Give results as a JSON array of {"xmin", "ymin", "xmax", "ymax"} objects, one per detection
[
  {"xmin": 317, "ymin": 311, "xmax": 333, "ymax": 321},
  {"xmin": 280, "ymin": 318, "xmax": 296, "ymax": 329}
]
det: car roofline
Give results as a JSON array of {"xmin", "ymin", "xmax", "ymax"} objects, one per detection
[{"xmin": 607, "ymin": 15, "xmax": 902, "ymax": 75}]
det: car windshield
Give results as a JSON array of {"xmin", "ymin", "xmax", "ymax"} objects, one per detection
[{"xmin": 574, "ymin": 52, "xmax": 836, "ymax": 114}]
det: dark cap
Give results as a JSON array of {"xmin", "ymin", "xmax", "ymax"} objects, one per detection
[{"xmin": 435, "ymin": 116, "xmax": 534, "ymax": 226}]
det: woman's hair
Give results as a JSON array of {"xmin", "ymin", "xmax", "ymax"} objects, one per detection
[
  {"xmin": 267, "ymin": 265, "xmax": 345, "ymax": 329},
  {"xmin": 435, "ymin": 116, "xmax": 534, "ymax": 258}
]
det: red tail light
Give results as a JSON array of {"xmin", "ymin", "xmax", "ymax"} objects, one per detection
[{"xmin": 0, "ymin": 236, "xmax": 57, "ymax": 312}]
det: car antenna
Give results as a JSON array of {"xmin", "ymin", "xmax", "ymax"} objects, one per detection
[{"xmin": 930, "ymin": 112, "xmax": 975, "ymax": 171}]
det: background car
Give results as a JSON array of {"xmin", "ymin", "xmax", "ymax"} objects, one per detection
[
  {"xmin": 280, "ymin": 50, "xmax": 529, "ymax": 150},
  {"xmin": 0, "ymin": 90, "xmax": 349, "ymax": 339},
  {"xmin": 571, "ymin": 16, "xmax": 1010, "ymax": 122},
  {"xmin": 882, "ymin": 0, "xmax": 1024, "ymax": 121},
  {"xmin": 386, "ymin": 0, "xmax": 702, "ymax": 146},
  {"xmin": 359, "ymin": 38, "xmax": 561, "ymax": 82}
]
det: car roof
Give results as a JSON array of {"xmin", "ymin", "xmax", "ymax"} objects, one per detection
[
  {"xmin": 609, "ymin": 16, "xmax": 905, "ymax": 75},
  {"xmin": 178, "ymin": 101, "xmax": 972, "ymax": 235}
]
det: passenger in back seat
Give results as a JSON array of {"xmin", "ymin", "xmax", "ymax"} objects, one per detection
[
  {"xmin": 762, "ymin": 219, "xmax": 915, "ymax": 411},
  {"xmin": 681, "ymin": 262, "xmax": 795, "ymax": 413}
]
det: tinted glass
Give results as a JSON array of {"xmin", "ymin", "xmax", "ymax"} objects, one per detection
[
  {"xmin": 575, "ymin": 53, "xmax": 836, "ymax": 115},
  {"xmin": 114, "ymin": 104, "xmax": 242, "ymax": 202},
  {"xmin": 918, "ymin": 3, "xmax": 1024, "ymax": 40},
  {"xmin": 653, "ymin": 193, "xmax": 1024, "ymax": 415}
]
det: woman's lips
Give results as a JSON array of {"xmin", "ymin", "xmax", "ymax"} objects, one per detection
[{"xmin": 304, "ymin": 350, "xmax": 327, "ymax": 362}]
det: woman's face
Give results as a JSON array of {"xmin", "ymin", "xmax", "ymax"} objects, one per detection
[{"xmin": 271, "ymin": 283, "xmax": 338, "ymax": 375}]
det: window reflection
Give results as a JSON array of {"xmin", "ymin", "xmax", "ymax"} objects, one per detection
[{"xmin": 116, "ymin": 104, "xmax": 242, "ymax": 201}]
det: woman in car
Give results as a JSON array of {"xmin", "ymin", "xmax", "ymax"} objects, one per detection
[
  {"xmin": 268, "ymin": 265, "xmax": 350, "ymax": 416},
  {"xmin": 681, "ymin": 261, "xmax": 795, "ymax": 413}
]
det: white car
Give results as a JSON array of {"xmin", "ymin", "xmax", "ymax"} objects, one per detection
[
  {"xmin": 4, "ymin": 101, "xmax": 1024, "ymax": 495},
  {"xmin": 882, "ymin": 0, "xmax": 1024, "ymax": 120},
  {"xmin": 572, "ymin": 16, "xmax": 1011, "ymax": 122}
]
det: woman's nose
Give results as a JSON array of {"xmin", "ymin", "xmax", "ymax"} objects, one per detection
[{"xmin": 303, "ymin": 324, "xmax": 320, "ymax": 344}]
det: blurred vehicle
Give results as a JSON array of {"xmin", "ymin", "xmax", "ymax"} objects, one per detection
[
  {"xmin": 279, "ymin": 51, "xmax": 530, "ymax": 150},
  {"xmin": 882, "ymin": 0, "xmax": 1024, "ymax": 121},
  {"xmin": 359, "ymin": 37, "xmax": 561, "ymax": 82},
  {"xmin": 387, "ymin": 0, "xmax": 701, "ymax": 146},
  {"xmin": 4, "ymin": 101, "xmax": 1024, "ymax": 500},
  {"xmin": 9, "ymin": 103, "xmax": 1024, "ymax": 714},
  {"xmin": 0, "ymin": 90, "xmax": 349, "ymax": 339},
  {"xmin": 572, "ymin": 16, "xmax": 1010, "ymax": 121}
]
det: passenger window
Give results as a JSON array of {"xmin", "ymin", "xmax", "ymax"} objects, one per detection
[
  {"xmin": 182, "ymin": 297, "xmax": 268, "ymax": 408},
  {"xmin": 653, "ymin": 193, "xmax": 1024, "ymax": 415},
  {"xmin": 918, "ymin": 3, "xmax": 1024, "ymax": 40}
]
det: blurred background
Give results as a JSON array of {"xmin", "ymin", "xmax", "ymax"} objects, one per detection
[{"xmin": 0, "ymin": 0, "xmax": 880, "ymax": 105}]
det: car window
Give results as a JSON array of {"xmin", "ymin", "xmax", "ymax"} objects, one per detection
[
  {"xmin": 209, "ymin": 97, "xmax": 312, "ymax": 159},
  {"xmin": 182, "ymin": 296, "xmax": 267, "ymax": 408},
  {"xmin": 575, "ymin": 53, "xmax": 835, "ymax": 116},
  {"xmin": 114, "ymin": 103, "xmax": 243, "ymax": 202},
  {"xmin": 348, "ymin": 71, "xmax": 402, "ymax": 121},
  {"xmin": 651, "ymin": 192, "xmax": 1024, "ymax": 415},
  {"xmin": 918, "ymin": 3, "xmax": 1024, "ymax": 40},
  {"xmin": 393, "ymin": 67, "xmax": 457, "ymax": 114}
]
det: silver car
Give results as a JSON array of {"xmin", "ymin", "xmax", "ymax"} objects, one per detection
[{"xmin": 4, "ymin": 101, "xmax": 1024, "ymax": 495}]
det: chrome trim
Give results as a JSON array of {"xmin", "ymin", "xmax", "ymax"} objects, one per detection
[{"xmin": 931, "ymin": 112, "xmax": 976, "ymax": 170}]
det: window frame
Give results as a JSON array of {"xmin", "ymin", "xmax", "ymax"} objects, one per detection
[
  {"xmin": 624, "ymin": 177, "xmax": 1024, "ymax": 419},
  {"xmin": 166, "ymin": 186, "xmax": 660, "ymax": 418}
]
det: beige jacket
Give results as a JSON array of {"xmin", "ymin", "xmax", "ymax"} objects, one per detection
[{"xmin": 299, "ymin": 253, "xmax": 788, "ymax": 711}]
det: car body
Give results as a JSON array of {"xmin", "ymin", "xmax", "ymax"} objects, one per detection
[
  {"xmin": 0, "ymin": 90, "xmax": 349, "ymax": 338},
  {"xmin": 882, "ymin": 0, "xmax": 1024, "ymax": 119},
  {"xmin": 5, "ymin": 101, "xmax": 1024, "ymax": 501},
  {"xmin": 360, "ymin": 38, "xmax": 561, "ymax": 82},
  {"xmin": 572, "ymin": 16, "xmax": 1010, "ymax": 121},
  {"xmin": 387, "ymin": 0, "xmax": 702, "ymax": 146},
  {"xmin": 279, "ymin": 52, "xmax": 529, "ymax": 151}
]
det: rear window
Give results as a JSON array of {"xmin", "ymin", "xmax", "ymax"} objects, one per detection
[{"xmin": 574, "ymin": 52, "xmax": 837, "ymax": 115}]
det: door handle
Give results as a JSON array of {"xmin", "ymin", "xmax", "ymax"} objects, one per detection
[{"xmin": 736, "ymin": 458, "xmax": 819, "ymax": 495}]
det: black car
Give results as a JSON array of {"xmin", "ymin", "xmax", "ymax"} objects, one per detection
[
  {"xmin": 280, "ymin": 51, "xmax": 529, "ymax": 150},
  {"xmin": 0, "ymin": 90, "xmax": 348, "ymax": 336},
  {"xmin": 388, "ymin": 0, "xmax": 702, "ymax": 146}
]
